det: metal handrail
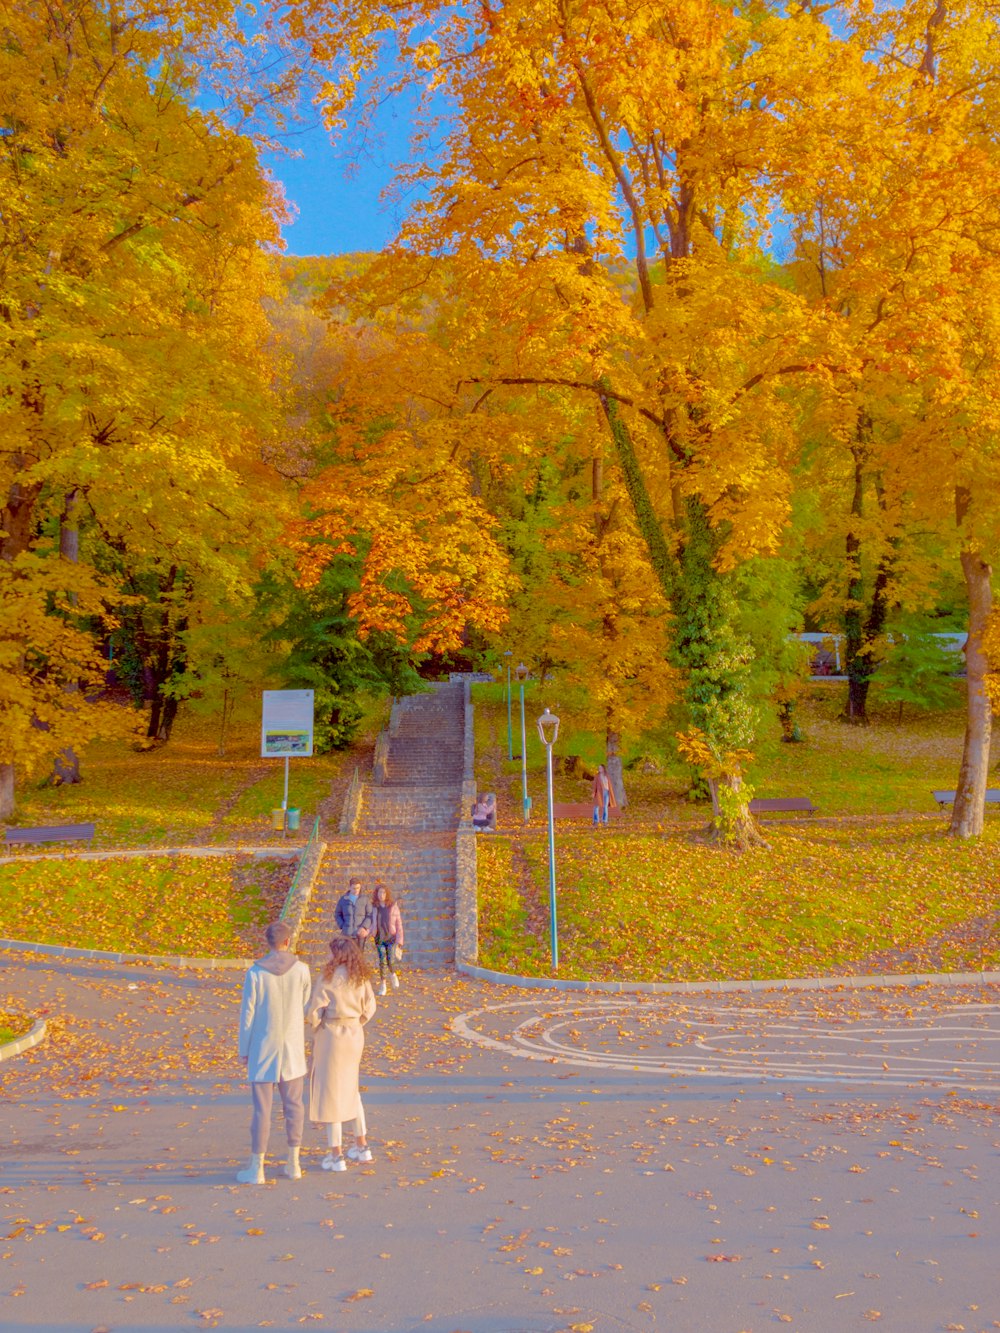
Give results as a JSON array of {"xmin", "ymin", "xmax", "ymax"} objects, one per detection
[{"xmin": 279, "ymin": 815, "xmax": 320, "ymax": 922}]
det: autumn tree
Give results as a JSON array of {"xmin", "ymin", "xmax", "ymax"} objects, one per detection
[
  {"xmin": 783, "ymin": 0, "xmax": 1000, "ymax": 836},
  {"xmin": 285, "ymin": 0, "xmax": 865, "ymax": 845},
  {"xmin": 285, "ymin": 286, "xmax": 516, "ymax": 662},
  {"xmin": 1, "ymin": 0, "xmax": 288, "ymax": 813}
]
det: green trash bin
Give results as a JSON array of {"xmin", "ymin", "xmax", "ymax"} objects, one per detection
[
  {"xmin": 286, "ymin": 807, "xmax": 301, "ymax": 832},
  {"xmin": 271, "ymin": 808, "xmax": 285, "ymax": 832}
]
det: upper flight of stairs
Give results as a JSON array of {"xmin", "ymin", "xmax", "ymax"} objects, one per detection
[{"xmin": 298, "ymin": 682, "xmax": 466, "ymax": 971}]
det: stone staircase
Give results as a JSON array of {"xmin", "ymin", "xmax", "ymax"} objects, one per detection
[{"xmin": 297, "ymin": 683, "xmax": 466, "ymax": 972}]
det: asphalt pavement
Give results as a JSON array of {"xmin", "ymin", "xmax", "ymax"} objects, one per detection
[{"xmin": 1, "ymin": 954, "xmax": 999, "ymax": 1333}]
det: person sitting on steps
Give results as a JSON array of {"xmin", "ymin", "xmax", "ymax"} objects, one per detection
[{"xmin": 472, "ymin": 791, "xmax": 496, "ymax": 831}]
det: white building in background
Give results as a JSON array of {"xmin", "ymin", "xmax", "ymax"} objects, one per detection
[{"xmin": 794, "ymin": 632, "xmax": 966, "ymax": 677}]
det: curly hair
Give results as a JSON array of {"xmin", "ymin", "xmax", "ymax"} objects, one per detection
[
  {"xmin": 372, "ymin": 881, "xmax": 394, "ymax": 907},
  {"xmin": 323, "ymin": 935, "xmax": 369, "ymax": 985}
]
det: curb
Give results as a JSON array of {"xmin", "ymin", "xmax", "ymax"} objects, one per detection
[
  {"xmin": 0, "ymin": 938, "xmax": 251, "ymax": 969},
  {"xmin": 0, "ymin": 1017, "xmax": 47, "ymax": 1062},
  {"xmin": 0, "ymin": 836, "xmax": 331, "ymax": 971},
  {"xmin": 457, "ymin": 959, "xmax": 1000, "ymax": 996},
  {"xmin": 0, "ymin": 844, "xmax": 302, "ymax": 867}
]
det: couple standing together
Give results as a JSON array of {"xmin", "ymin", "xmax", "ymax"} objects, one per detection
[
  {"xmin": 235, "ymin": 879, "xmax": 403, "ymax": 1183},
  {"xmin": 335, "ymin": 878, "xmax": 404, "ymax": 997}
]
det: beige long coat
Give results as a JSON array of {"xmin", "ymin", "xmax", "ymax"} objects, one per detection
[{"xmin": 307, "ymin": 967, "xmax": 376, "ymax": 1124}]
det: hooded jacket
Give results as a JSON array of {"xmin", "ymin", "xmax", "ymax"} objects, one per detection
[{"xmin": 238, "ymin": 948, "xmax": 311, "ymax": 1083}]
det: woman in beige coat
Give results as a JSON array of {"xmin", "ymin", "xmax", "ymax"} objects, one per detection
[{"xmin": 307, "ymin": 937, "xmax": 377, "ymax": 1171}]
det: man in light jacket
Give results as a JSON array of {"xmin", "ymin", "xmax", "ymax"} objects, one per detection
[{"xmin": 237, "ymin": 919, "xmax": 311, "ymax": 1184}]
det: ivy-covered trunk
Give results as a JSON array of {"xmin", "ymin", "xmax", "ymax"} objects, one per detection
[
  {"xmin": 673, "ymin": 501, "xmax": 765, "ymax": 848},
  {"xmin": 601, "ymin": 393, "xmax": 763, "ymax": 847}
]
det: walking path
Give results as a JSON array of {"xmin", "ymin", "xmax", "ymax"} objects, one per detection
[
  {"xmin": 2, "ymin": 954, "xmax": 999, "ymax": 1333},
  {"xmin": 296, "ymin": 682, "xmax": 465, "ymax": 971}
]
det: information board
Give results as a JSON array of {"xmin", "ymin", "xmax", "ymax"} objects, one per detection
[{"xmin": 261, "ymin": 689, "xmax": 314, "ymax": 758}]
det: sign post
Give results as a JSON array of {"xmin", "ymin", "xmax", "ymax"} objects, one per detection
[{"xmin": 261, "ymin": 690, "xmax": 314, "ymax": 832}]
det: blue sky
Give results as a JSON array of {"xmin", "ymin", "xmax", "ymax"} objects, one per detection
[{"xmin": 262, "ymin": 108, "xmax": 413, "ymax": 257}]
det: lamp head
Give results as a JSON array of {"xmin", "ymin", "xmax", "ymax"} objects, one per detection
[
  {"xmin": 515, "ymin": 662, "xmax": 529, "ymax": 681},
  {"xmin": 503, "ymin": 649, "xmax": 513, "ymax": 659},
  {"xmin": 536, "ymin": 706, "xmax": 560, "ymax": 747}
]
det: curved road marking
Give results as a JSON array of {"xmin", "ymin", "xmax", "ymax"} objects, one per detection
[{"xmin": 451, "ymin": 998, "xmax": 1000, "ymax": 1091}]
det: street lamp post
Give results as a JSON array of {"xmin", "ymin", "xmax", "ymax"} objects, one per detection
[
  {"xmin": 536, "ymin": 705, "xmax": 560, "ymax": 970},
  {"xmin": 516, "ymin": 663, "xmax": 530, "ymax": 821},
  {"xmin": 503, "ymin": 650, "xmax": 513, "ymax": 761}
]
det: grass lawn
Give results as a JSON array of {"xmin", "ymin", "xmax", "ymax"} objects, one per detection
[
  {"xmin": 0, "ymin": 854, "xmax": 294, "ymax": 957},
  {"xmin": 472, "ymin": 679, "xmax": 1000, "ymax": 981},
  {"xmin": 0, "ymin": 1013, "xmax": 31, "ymax": 1044},
  {"xmin": 477, "ymin": 821, "xmax": 1000, "ymax": 981},
  {"xmin": 6, "ymin": 694, "xmax": 386, "ymax": 848}
]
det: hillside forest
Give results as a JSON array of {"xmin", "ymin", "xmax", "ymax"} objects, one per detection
[{"xmin": 3, "ymin": 0, "xmax": 1000, "ymax": 845}]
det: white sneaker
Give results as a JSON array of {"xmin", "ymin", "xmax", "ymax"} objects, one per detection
[
  {"xmin": 391, "ymin": 973, "xmax": 400, "ymax": 989},
  {"xmin": 321, "ymin": 1153, "xmax": 347, "ymax": 1172},
  {"xmin": 236, "ymin": 1154, "xmax": 265, "ymax": 1184},
  {"xmin": 377, "ymin": 981, "xmax": 387, "ymax": 996},
  {"xmin": 347, "ymin": 1145, "xmax": 373, "ymax": 1163}
]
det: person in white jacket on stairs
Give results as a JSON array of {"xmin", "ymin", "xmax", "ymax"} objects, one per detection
[{"xmin": 236, "ymin": 920, "xmax": 311, "ymax": 1184}]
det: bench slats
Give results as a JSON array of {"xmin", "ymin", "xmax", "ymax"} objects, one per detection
[
  {"xmin": 932, "ymin": 790, "xmax": 1000, "ymax": 808},
  {"xmin": 4, "ymin": 823, "xmax": 95, "ymax": 846},
  {"xmin": 748, "ymin": 797, "xmax": 817, "ymax": 815}
]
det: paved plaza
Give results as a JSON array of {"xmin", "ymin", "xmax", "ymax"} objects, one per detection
[{"xmin": 2, "ymin": 954, "xmax": 999, "ymax": 1333}]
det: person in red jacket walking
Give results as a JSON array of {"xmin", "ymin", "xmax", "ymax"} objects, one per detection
[{"xmin": 372, "ymin": 881, "xmax": 404, "ymax": 996}]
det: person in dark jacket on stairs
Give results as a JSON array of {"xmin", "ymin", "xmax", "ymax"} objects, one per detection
[{"xmin": 335, "ymin": 878, "xmax": 374, "ymax": 952}]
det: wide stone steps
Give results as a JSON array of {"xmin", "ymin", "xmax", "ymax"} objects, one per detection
[
  {"xmin": 360, "ymin": 790, "xmax": 463, "ymax": 832},
  {"xmin": 299, "ymin": 819, "xmax": 459, "ymax": 970},
  {"xmin": 302, "ymin": 682, "xmax": 466, "ymax": 971}
]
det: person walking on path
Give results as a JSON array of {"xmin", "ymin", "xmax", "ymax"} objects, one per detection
[
  {"xmin": 592, "ymin": 763, "xmax": 617, "ymax": 826},
  {"xmin": 335, "ymin": 876, "xmax": 374, "ymax": 952},
  {"xmin": 372, "ymin": 881, "xmax": 404, "ymax": 997},
  {"xmin": 237, "ymin": 920, "xmax": 311, "ymax": 1184},
  {"xmin": 307, "ymin": 937, "xmax": 377, "ymax": 1171}
]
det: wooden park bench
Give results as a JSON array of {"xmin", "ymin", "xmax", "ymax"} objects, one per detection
[
  {"xmin": 552, "ymin": 800, "xmax": 622, "ymax": 820},
  {"xmin": 748, "ymin": 797, "xmax": 817, "ymax": 817},
  {"xmin": 4, "ymin": 822, "xmax": 96, "ymax": 851},
  {"xmin": 932, "ymin": 790, "xmax": 1000, "ymax": 810}
]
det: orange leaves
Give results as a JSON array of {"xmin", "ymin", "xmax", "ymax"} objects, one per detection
[
  {"xmin": 288, "ymin": 401, "xmax": 515, "ymax": 654},
  {"xmin": 477, "ymin": 812, "xmax": 1000, "ymax": 983},
  {"xmin": 344, "ymin": 1287, "xmax": 375, "ymax": 1302},
  {"xmin": 0, "ymin": 854, "xmax": 292, "ymax": 958}
]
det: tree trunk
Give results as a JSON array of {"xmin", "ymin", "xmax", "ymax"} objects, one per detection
[
  {"xmin": 147, "ymin": 691, "xmax": 164, "ymax": 741},
  {"xmin": 707, "ymin": 773, "xmax": 768, "ymax": 849},
  {"xmin": 842, "ymin": 671, "xmax": 871, "ymax": 724},
  {"xmin": 605, "ymin": 728, "xmax": 627, "ymax": 809},
  {"xmin": 146, "ymin": 566, "xmax": 178, "ymax": 740},
  {"xmin": 839, "ymin": 426, "xmax": 894, "ymax": 725},
  {"xmin": 0, "ymin": 762, "xmax": 15, "ymax": 820},
  {"xmin": 50, "ymin": 490, "xmax": 83, "ymax": 785},
  {"xmin": 157, "ymin": 693, "xmax": 180, "ymax": 742},
  {"xmin": 949, "ymin": 543, "xmax": 993, "ymax": 838},
  {"xmin": 218, "ymin": 687, "xmax": 234, "ymax": 756}
]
